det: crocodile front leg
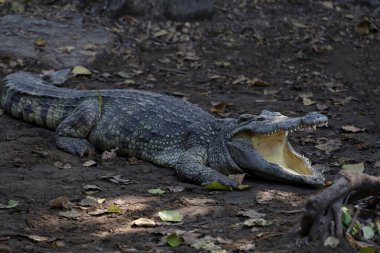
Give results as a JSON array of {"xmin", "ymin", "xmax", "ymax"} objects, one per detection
[
  {"xmin": 55, "ymin": 99, "xmax": 101, "ymax": 157},
  {"xmin": 175, "ymin": 148, "xmax": 238, "ymax": 187}
]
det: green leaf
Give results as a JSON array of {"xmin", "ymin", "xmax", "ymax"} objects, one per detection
[
  {"xmin": 158, "ymin": 210, "xmax": 183, "ymax": 222},
  {"xmin": 6, "ymin": 199, "xmax": 19, "ymax": 208},
  {"xmin": 107, "ymin": 204, "xmax": 123, "ymax": 214},
  {"xmin": 72, "ymin": 66, "xmax": 92, "ymax": 76},
  {"xmin": 360, "ymin": 247, "xmax": 376, "ymax": 253},
  {"xmin": 204, "ymin": 182, "xmax": 233, "ymax": 191},
  {"xmin": 148, "ymin": 188, "xmax": 165, "ymax": 195},
  {"xmin": 167, "ymin": 233, "xmax": 183, "ymax": 247},
  {"xmin": 362, "ymin": 226, "xmax": 375, "ymax": 240},
  {"xmin": 237, "ymin": 184, "xmax": 251, "ymax": 190},
  {"xmin": 341, "ymin": 206, "xmax": 352, "ymax": 228}
]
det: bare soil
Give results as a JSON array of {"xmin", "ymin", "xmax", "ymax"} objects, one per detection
[{"xmin": 0, "ymin": 1, "xmax": 379, "ymax": 252}]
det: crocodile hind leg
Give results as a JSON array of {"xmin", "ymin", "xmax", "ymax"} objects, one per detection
[
  {"xmin": 55, "ymin": 99, "xmax": 101, "ymax": 157},
  {"xmin": 175, "ymin": 148, "xmax": 239, "ymax": 187}
]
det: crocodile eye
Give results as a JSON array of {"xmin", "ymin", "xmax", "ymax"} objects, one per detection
[
  {"xmin": 256, "ymin": 117, "xmax": 265, "ymax": 121},
  {"xmin": 238, "ymin": 114, "xmax": 254, "ymax": 123}
]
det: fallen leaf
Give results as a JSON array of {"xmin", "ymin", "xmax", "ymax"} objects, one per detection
[
  {"xmin": 210, "ymin": 101, "xmax": 227, "ymax": 113},
  {"xmin": 302, "ymin": 97, "xmax": 316, "ymax": 106},
  {"xmin": 320, "ymin": 1, "xmax": 334, "ymax": 9},
  {"xmin": 101, "ymin": 148, "xmax": 118, "ymax": 160},
  {"xmin": 158, "ymin": 210, "xmax": 183, "ymax": 222},
  {"xmin": 79, "ymin": 196, "xmax": 105, "ymax": 207},
  {"xmin": 232, "ymin": 76, "xmax": 247, "ymax": 84},
  {"xmin": 123, "ymin": 79, "xmax": 136, "ymax": 85},
  {"xmin": 238, "ymin": 209, "xmax": 266, "ymax": 219},
  {"xmin": 49, "ymin": 196, "xmax": 71, "ymax": 209},
  {"xmin": 148, "ymin": 188, "xmax": 165, "ymax": 195},
  {"xmin": 215, "ymin": 60, "xmax": 231, "ymax": 68},
  {"xmin": 58, "ymin": 46, "xmax": 75, "ymax": 53},
  {"xmin": 101, "ymin": 174, "xmax": 133, "ymax": 185},
  {"xmin": 34, "ymin": 38, "xmax": 47, "ymax": 47},
  {"xmin": 362, "ymin": 226, "xmax": 375, "ymax": 240},
  {"xmin": 0, "ymin": 199, "xmax": 19, "ymax": 209},
  {"xmin": 355, "ymin": 20, "xmax": 370, "ymax": 35},
  {"xmin": 131, "ymin": 217, "xmax": 156, "ymax": 227},
  {"xmin": 10, "ymin": 1, "xmax": 25, "ymax": 13},
  {"xmin": 248, "ymin": 78, "xmax": 271, "ymax": 87},
  {"xmin": 83, "ymin": 184, "xmax": 102, "ymax": 194},
  {"xmin": 107, "ymin": 204, "xmax": 123, "ymax": 214},
  {"xmin": 204, "ymin": 181, "xmax": 233, "ymax": 191},
  {"xmin": 191, "ymin": 237, "xmax": 225, "ymax": 252},
  {"xmin": 82, "ymin": 160, "xmax": 96, "ymax": 167},
  {"xmin": 228, "ymin": 174, "xmax": 246, "ymax": 184},
  {"xmin": 264, "ymin": 89, "xmax": 280, "ymax": 95},
  {"xmin": 298, "ymin": 92, "xmax": 313, "ymax": 98},
  {"xmin": 167, "ymin": 186, "xmax": 185, "ymax": 193},
  {"xmin": 167, "ymin": 233, "xmax": 183, "ymax": 247},
  {"xmin": 341, "ymin": 125, "xmax": 365, "ymax": 133},
  {"xmin": 58, "ymin": 210, "xmax": 82, "ymax": 219},
  {"xmin": 360, "ymin": 247, "xmax": 376, "ymax": 253},
  {"xmin": 26, "ymin": 235, "xmax": 49, "ymax": 242},
  {"xmin": 316, "ymin": 103, "xmax": 330, "ymax": 111},
  {"xmin": 315, "ymin": 139, "xmax": 341, "ymax": 154},
  {"xmin": 290, "ymin": 19, "xmax": 310, "ymax": 29},
  {"xmin": 239, "ymin": 243, "xmax": 256, "ymax": 251},
  {"xmin": 342, "ymin": 162, "xmax": 365, "ymax": 173},
  {"xmin": 72, "ymin": 66, "xmax": 92, "ymax": 76},
  {"xmin": 88, "ymin": 209, "xmax": 108, "ymax": 216},
  {"xmin": 243, "ymin": 218, "xmax": 271, "ymax": 227},
  {"xmin": 153, "ymin": 29, "xmax": 169, "ymax": 38},
  {"xmin": 324, "ymin": 236, "xmax": 340, "ymax": 248},
  {"xmin": 237, "ymin": 184, "xmax": 251, "ymax": 190},
  {"xmin": 53, "ymin": 161, "xmax": 72, "ymax": 169}
]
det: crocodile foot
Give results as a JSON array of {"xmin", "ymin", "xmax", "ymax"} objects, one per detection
[
  {"xmin": 300, "ymin": 171, "xmax": 380, "ymax": 242},
  {"xmin": 56, "ymin": 137, "xmax": 97, "ymax": 157}
]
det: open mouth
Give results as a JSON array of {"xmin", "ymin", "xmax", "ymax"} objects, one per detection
[{"xmin": 235, "ymin": 121, "xmax": 327, "ymax": 177}]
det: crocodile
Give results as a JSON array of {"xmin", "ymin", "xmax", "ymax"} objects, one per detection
[{"xmin": 1, "ymin": 71, "xmax": 328, "ymax": 188}]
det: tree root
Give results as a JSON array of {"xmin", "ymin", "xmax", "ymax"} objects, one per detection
[{"xmin": 300, "ymin": 171, "xmax": 380, "ymax": 241}]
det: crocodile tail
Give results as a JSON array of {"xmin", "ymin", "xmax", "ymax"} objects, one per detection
[{"xmin": 1, "ymin": 72, "xmax": 93, "ymax": 129}]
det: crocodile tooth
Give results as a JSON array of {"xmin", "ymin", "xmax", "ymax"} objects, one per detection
[{"xmin": 312, "ymin": 125, "xmax": 317, "ymax": 130}]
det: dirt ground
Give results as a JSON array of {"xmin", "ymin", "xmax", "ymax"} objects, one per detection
[{"xmin": 0, "ymin": 1, "xmax": 379, "ymax": 252}]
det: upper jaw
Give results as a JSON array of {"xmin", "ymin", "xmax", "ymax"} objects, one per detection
[{"xmin": 231, "ymin": 111, "xmax": 328, "ymax": 136}]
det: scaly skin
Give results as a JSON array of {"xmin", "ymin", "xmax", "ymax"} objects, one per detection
[{"xmin": 1, "ymin": 71, "xmax": 328, "ymax": 187}]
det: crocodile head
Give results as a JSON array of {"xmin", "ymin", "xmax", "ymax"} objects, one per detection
[{"xmin": 226, "ymin": 110, "xmax": 328, "ymax": 187}]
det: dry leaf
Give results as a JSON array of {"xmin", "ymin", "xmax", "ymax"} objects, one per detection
[
  {"xmin": 342, "ymin": 162, "xmax": 365, "ymax": 173},
  {"xmin": 167, "ymin": 186, "xmax": 185, "ymax": 192},
  {"xmin": 72, "ymin": 66, "xmax": 92, "ymax": 76},
  {"xmin": 154, "ymin": 29, "xmax": 169, "ymax": 38},
  {"xmin": 248, "ymin": 78, "xmax": 271, "ymax": 87},
  {"xmin": 315, "ymin": 139, "xmax": 341, "ymax": 154},
  {"xmin": 101, "ymin": 148, "xmax": 118, "ymax": 160},
  {"xmin": 355, "ymin": 20, "xmax": 370, "ymax": 35},
  {"xmin": 26, "ymin": 235, "xmax": 49, "ymax": 242},
  {"xmin": 238, "ymin": 209, "xmax": 266, "ymax": 219},
  {"xmin": 302, "ymin": 97, "xmax": 316, "ymax": 106},
  {"xmin": 53, "ymin": 161, "xmax": 72, "ymax": 169},
  {"xmin": 210, "ymin": 101, "xmax": 227, "ymax": 113},
  {"xmin": 341, "ymin": 125, "xmax": 365, "ymax": 133},
  {"xmin": 316, "ymin": 103, "xmax": 330, "ymax": 111},
  {"xmin": 228, "ymin": 174, "xmax": 246, "ymax": 184},
  {"xmin": 131, "ymin": 217, "xmax": 157, "ymax": 227},
  {"xmin": 82, "ymin": 160, "xmax": 96, "ymax": 167},
  {"xmin": 34, "ymin": 38, "xmax": 47, "ymax": 47},
  {"xmin": 290, "ymin": 19, "xmax": 310, "ymax": 29},
  {"xmin": 320, "ymin": 1, "xmax": 334, "ymax": 9},
  {"xmin": 264, "ymin": 89, "xmax": 280, "ymax": 95},
  {"xmin": 58, "ymin": 210, "xmax": 82, "ymax": 219}
]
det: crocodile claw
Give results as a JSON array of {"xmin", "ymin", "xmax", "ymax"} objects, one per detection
[{"xmin": 56, "ymin": 137, "xmax": 96, "ymax": 157}]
